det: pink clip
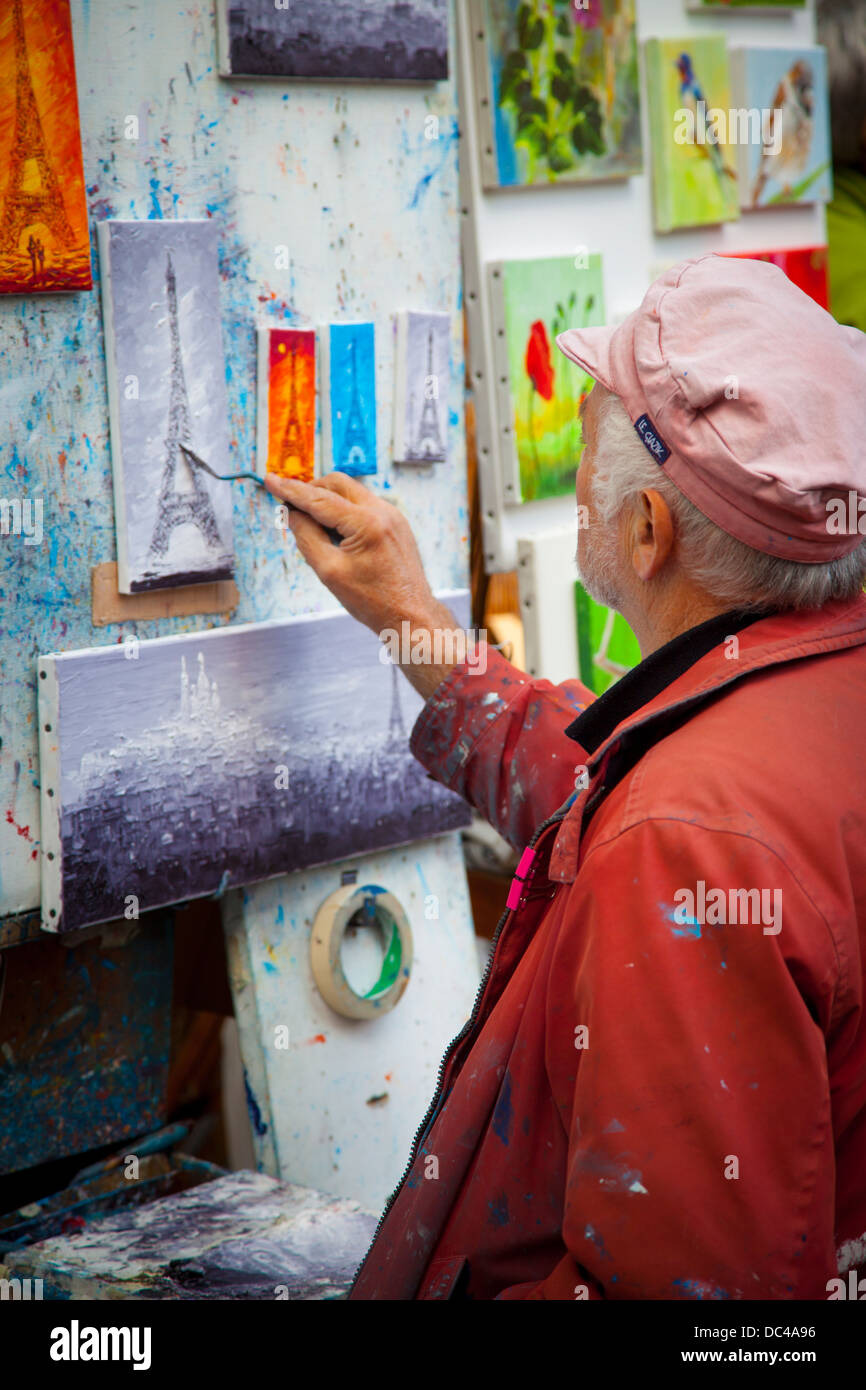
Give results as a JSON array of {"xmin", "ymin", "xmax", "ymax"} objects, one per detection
[{"xmin": 506, "ymin": 846, "xmax": 536, "ymax": 911}]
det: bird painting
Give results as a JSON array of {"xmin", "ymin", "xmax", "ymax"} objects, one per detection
[
  {"xmin": 675, "ymin": 51, "xmax": 737, "ymax": 188},
  {"xmin": 751, "ymin": 60, "xmax": 814, "ymax": 207}
]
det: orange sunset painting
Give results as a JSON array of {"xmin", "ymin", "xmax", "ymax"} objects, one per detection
[{"xmin": 0, "ymin": 0, "xmax": 92, "ymax": 295}]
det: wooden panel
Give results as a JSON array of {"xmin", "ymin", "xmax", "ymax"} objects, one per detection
[
  {"xmin": 0, "ymin": 914, "xmax": 172, "ymax": 1176},
  {"xmin": 91, "ymin": 563, "xmax": 239, "ymax": 626},
  {"xmin": 1, "ymin": 0, "xmax": 467, "ymax": 918}
]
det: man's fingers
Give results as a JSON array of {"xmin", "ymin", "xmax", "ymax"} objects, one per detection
[
  {"xmin": 310, "ymin": 471, "xmax": 372, "ymax": 503},
  {"xmin": 288, "ymin": 508, "xmax": 342, "ymax": 574},
  {"xmin": 266, "ymin": 474, "xmax": 353, "ymax": 532}
]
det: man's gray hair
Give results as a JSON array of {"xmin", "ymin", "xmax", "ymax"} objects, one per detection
[{"xmin": 591, "ymin": 387, "xmax": 866, "ymax": 611}]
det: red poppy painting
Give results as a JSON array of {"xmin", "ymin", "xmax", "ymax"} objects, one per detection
[{"xmin": 492, "ymin": 254, "xmax": 604, "ymax": 502}]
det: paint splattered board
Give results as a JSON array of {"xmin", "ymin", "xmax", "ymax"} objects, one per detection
[
  {"xmin": 0, "ymin": 1, "xmax": 466, "ymax": 922},
  {"xmin": 223, "ymin": 832, "xmax": 479, "ymax": 1212},
  {"xmin": 1, "ymin": 1169, "xmax": 377, "ymax": 1299}
]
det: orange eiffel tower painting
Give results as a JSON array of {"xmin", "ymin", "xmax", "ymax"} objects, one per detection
[
  {"xmin": 257, "ymin": 326, "xmax": 316, "ymax": 481},
  {"xmin": 0, "ymin": 0, "xmax": 92, "ymax": 295}
]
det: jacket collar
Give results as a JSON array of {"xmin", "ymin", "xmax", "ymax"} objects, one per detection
[
  {"xmin": 564, "ymin": 605, "xmax": 774, "ymax": 755},
  {"xmin": 568, "ymin": 595, "xmax": 866, "ymax": 770},
  {"xmin": 548, "ymin": 595, "xmax": 866, "ymax": 884}
]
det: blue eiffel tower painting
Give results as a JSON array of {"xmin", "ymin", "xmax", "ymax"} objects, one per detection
[{"xmin": 323, "ymin": 321, "xmax": 377, "ymax": 476}]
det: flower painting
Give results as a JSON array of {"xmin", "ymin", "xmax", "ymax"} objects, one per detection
[
  {"xmin": 489, "ymin": 254, "xmax": 604, "ymax": 502},
  {"xmin": 473, "ymin": 0, "xmax": 642, "ymax": 189}
]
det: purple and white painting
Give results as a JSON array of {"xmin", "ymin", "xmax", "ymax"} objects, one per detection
[
  {"xmin": 217, "ymin": 0, "xmax": 448, "ymax": 82},
  {"xmin": 38, "ymin": 594, "xmax": 471, "ymax": 934},
  {"xmin": 393, "ymin": 310, "xmax": 450, "ymax": 464},
  {"xmin": 98, "ymin": 220, "xmax": 234, "ymax": 594}
]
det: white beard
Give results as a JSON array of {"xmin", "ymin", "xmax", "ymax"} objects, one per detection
[{"xmin": 576, "ymin": 520, "xmax": 625, "ymax": 612}]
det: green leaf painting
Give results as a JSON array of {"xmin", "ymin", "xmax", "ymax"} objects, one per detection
[{"xmin": 483, "ymin": 0, "xmax": 642, "ymax": 187}]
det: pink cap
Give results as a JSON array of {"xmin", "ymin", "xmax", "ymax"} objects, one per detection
[{"xmin": 556, "ymin": 254, "xmax": 866, "ymax": 562}]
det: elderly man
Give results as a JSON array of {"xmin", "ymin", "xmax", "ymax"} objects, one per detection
[{"xmin": 267, "ymin": 255, "xmax": 866, "ymax": 1301}]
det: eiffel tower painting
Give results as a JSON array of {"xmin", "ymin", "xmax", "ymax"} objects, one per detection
[
  {"xmin": 387, "ymin": 662, "xmax": 407, "ymax": 747},
  {"xmin": 99, "ymin": 219, "xmax": 234, "ymax": 594},
  {"xmin": 0, "ymin": 0, "xmax": 92, "ymax": 294},
  {"xmin": 258, "ymin": 326, "xmax": 316, "ymax": 481},
  {"xmin": 147, "ymin": 251, "xmax": 227, "ymax": 576},
  {"xmin": 340, "ymin": 338, "xmax": 371, "ymax": 472},
  {"xmin": 411, "ymin": 329, "xmax": 446, "ymax": 461},
  {"xmin": 278, "ymin": 345, "xmax": 303, "ymax": 472},
  {"xmin": 393, "ymin": 310, "xmax": 449, "ymax": 464},
  {"xmin": 323, "ymin": 322, "xmax": 377, "ymax": 477}
]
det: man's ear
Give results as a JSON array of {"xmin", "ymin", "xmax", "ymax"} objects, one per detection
[{"xmin": 631, "ymin": 489, "xmax": 674, "ymax": 582}]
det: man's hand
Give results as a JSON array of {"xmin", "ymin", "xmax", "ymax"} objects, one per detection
[{"xmin": 265, "ymin": 471, "xmax": 469, "ymax": 700}]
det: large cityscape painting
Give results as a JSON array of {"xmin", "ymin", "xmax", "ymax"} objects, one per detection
[{"xmin": 39, "ymin": 594, "xmax": 471, "ymax": 934}]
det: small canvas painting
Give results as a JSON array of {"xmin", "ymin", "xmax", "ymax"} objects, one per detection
[
  {"xmin": 98, "ymin": 220, "xmax": 234, "ymax": 595},
  {"xmin": 321, "ymin": 322, "xmax": 377, "ymax": 477},
  {"xmin": 688, "ymin": 1, "xmax": 804, "ymax": 10},
  {"xmin": 257, "ymin": 326, "xmax": 316, "ymax": 481},
  {"xmin": 393, "ymin": 310, "xmax": 450, "ymax": 464},
  {"xmin": 38, "ymin": 595, "xmax": 472, "ymax": 934},
  {"xmin": 489, "ymin": 254, "xmax": 604, "ymax": 503},
  {"xmin": 473, "ymin": 0, "xmax": 642, "ymax": 189},
  {"xmin": 217, "ymin": 0, "xmax": 448, "ymax": 81},
  {"xmin": 723, "ymin": 246, "xmax": 828, "ymax": 309},
  {"xmin": 574, "ymin": 581, "xmax": 641, "ymax": 696},
  {"xmin": 0, "ymin": 0, "xmax": 91, "ymax": 294},
  {"xmin": 644, "ymin": 36, "xmax": 740, "ymax": 233},
  {"xmin": 730, "ymin": 47, "xmax": 832, "ymax": 209}
]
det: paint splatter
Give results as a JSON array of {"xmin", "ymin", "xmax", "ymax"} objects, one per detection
[
  {"xmin": 492, "ymin": 1071, "xmax": 513, "ymax": 1147},
  {"xmin": 658, "ymin": 901, "xmax": 702, "ymax": 939}
]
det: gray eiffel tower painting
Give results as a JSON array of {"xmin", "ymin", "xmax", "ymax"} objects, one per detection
[
  {"xmin": 148, "ymin": 252, "xmax": 225, "ymax": 566},
  {"xmin": 98, "ymin": 220, "xmax": 234, "ymax": 594},
  {"xmin": 393, "ymin": 310, "xmax": 449, "ymax": 464}
]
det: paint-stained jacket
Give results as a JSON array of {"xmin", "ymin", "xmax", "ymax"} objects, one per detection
[{"xmin": 350, "ymin": 596, "xmax": 866, "ymax": 1300}]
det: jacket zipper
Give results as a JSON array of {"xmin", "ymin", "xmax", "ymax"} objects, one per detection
[{"xmin": 349, "ymin": 805, "xmax": 568, "ymax": 1295}]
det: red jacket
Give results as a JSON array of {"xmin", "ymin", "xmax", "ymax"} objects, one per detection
[{"xmin": 350, "ymin": 597, "xmax": 866, "ymax": 1300}]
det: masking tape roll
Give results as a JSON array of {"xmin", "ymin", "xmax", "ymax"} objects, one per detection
[{"xmin": 310, "ymin": 882, "xmax": 413, "ymax": 1021}]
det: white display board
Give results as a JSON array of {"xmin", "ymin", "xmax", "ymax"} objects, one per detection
[{"xmin": 458, "ymin": 0, "xmax": 822, "ymax": 574}]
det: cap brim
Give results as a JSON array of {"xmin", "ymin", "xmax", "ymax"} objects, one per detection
[{"xmin": 555, "ymin": 326, "xmax": 619, "ymax": 395}]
